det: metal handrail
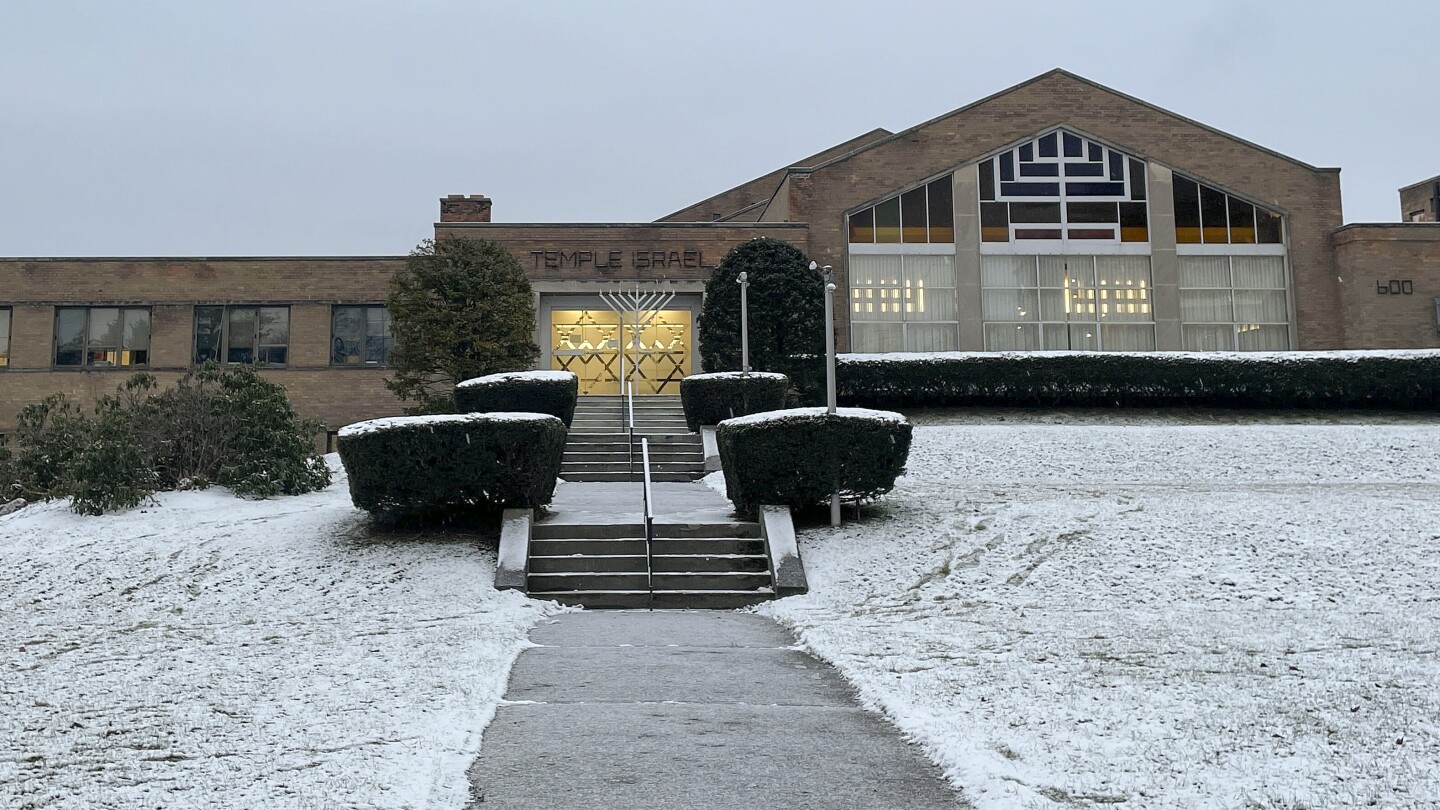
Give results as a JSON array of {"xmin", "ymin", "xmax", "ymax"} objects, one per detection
[
  {"xmin": 625, "ymin": 381, "xmax": 636, "ymax": 476},
  {"xmin": 640, "ymin": 437, "xmax": 655, "ymax": 609}
]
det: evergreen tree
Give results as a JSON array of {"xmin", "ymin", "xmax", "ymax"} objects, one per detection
[
  {"xmin": 698, "ymin": 238, "xmax": 825, "ymax": 374},
  {"xmin": 386, "ymin": 238, "xmax": 540, "ymax": 412}
]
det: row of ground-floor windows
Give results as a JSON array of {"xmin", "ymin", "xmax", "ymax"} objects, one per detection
[
  {"xmin": 851, "ymin": 253, "xmax": 1290, "ymax": 352},
  {"xmin": 0, "ymin": 304, "xmax": 395, "ymax": 369}
]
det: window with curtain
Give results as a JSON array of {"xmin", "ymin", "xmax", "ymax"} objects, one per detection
[
  {"xmin": 0, "ymin": 307, "xmax": 9, "ymax": 368},
  {"xmin": 1179, "ymin": 256, "xmax": 1289, "ymax": 350},
  {"xmin": 849, "ymin": 254, "xmax": 958, "ymax": 352},
  {"xmin": 981, "ymin": 255, "xmax": 1154, "ymax": 351}
]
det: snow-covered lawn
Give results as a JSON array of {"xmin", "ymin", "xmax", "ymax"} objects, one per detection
[
  {"xmin": 0, "ymin": 458, "xmax": 562, "ymax": 809},
  {"xmin": 757, "ymin": 418, "xmax": 1440, "ymax": 809}
]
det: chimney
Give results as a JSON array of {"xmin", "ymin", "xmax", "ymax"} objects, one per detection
[{"xmin": 440, "ymin": 194, "xmax": 492, "ymax": 223}]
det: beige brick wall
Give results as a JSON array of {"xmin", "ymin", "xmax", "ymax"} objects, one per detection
[
  {"xmin": 1400, "ymin": 180, "xmax": 1438, "ymax": 222},
  {"xmin": 1333, "ymin": 224, "xmax": 1440, "ymax": 348},
  {"xmin": 0, "ymin": 257, "xmax": 409, "ymax": 434},
  {"xmin": 780, "ymin": 71, "xmax": 1346, "ymax": 350},
  {"xmin": 432, "ymin": 223, "xmax": 808, "ymax": 282},
  {"xmin": 0, "ymin": 226, "xmax": 802, "ymax": 434}
]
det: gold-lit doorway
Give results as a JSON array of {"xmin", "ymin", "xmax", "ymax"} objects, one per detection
[{"xmin": 550, "ymin": 309, "xmax": 692, "ymax": 395}]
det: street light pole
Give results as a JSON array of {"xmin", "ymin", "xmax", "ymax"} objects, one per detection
[
  {"xmin": 821, "ymin": 267, "xmax": 836, "ymax": 414},
  {"xmin": 812, "ymin": 261, "xmax": 841, "ymax": 527},
  {"xmin": 737, "ymin": 271, "xmax": 750, "ymax": 374}
]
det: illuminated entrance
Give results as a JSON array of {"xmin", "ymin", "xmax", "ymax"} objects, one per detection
[{"xmin": 549, "ymin": 309, "xmax": 693, "ymax": 395}]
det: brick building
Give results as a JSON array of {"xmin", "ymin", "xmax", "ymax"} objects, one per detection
[{"xmin": 3, "ymin": 69, "xmax": 1439, "ymax": 438}]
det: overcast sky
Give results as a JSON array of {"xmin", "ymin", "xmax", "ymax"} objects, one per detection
[{"xmin": 2, "ymin": 1, "xmax": 1436, "ymax": 257}]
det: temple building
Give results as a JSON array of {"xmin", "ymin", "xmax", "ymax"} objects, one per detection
[{"xmin": 3, "ymin": 69, "xmax": 1439, "ymax": 439}]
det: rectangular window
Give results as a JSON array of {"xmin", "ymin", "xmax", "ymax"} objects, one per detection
[
  {"xmin": 332, "ymin": 305, "xmax": 394, "ymax": 365},
  {"xmin": 849, "ymin": 254, "xmax": 958, "ymax": 352},
  {"xmin": 926, "ymin": 177, "xmax": 954, "ymax": 243},
  {"xmin": 1179, "ymin": 255, "xmax": 1289, "ymax": 351},
  {"xmin": 848, "ymin": 207, "xmax": 875, "ymax": 243},
  {"xmin": 900, "ymin": 186, "xmax": 928, "ymax": 243},
  {"xmin": 874, "ymin": 197, "xmax": 901, "ymax": 244},
  {"xmin": 53, "ymin": 307, "xmax": 150, "ymax": 367},
  {"xmin": 194, "ymin": 305, "xmax": 290, "ymax": 365},
  {"xmin": 981, "ymin": 255, "xmax": 1154, "ymax": 352},
  {"xmin": 0, "ymin": 307, "xmax": 9, "ymax": 367},
  {"xmin": 1173, "ymin": 176, "xmax": 1202, "ymax": 244}
]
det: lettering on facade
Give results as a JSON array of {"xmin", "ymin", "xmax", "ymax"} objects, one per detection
[
  {"xmin": 1376, "ymin": 279, "xmax": 1415, "ymax": 295},
  {"xmin": 530, "ymin": 249, "xmax": 718, "ymax": 271}
]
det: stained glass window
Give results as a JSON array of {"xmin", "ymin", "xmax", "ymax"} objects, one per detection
[
  {"xmin": 976, "ymin": 129, "xmax": 1148, "ymax": 244},
  {"xmin": 1172, "ymin": 175, "xmax": 1283, "ymax": 245},
  {"xmin": 848, "ymin": 175, "xmax": 956, "ymax": 244}
]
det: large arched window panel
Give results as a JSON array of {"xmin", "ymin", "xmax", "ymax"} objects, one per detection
[{"xmin": 978, "ymin": 130, "xmax": 1149, "ymax": 244}]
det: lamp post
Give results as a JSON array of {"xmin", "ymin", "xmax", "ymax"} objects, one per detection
[
  {"xmin": 812, "ymin": 260, "xmax": 840, "ymax": 527},
  {"xmin": 737, "ymin": 271, "xmax": 750, "ymax": 374}
]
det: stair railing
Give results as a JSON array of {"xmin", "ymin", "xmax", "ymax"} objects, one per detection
[
  {"xmin": 641, "ymin": 436, "xmax": 655, "ymax": 609},
  {"xmin": 625, "ymin": 380, "xmax": 636, "ymax": 476}
]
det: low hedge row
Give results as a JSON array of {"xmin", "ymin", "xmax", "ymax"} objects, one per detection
[
  {"xmin": 835, "ymin": 351, "xmax": 1440, "ymax": 410},
  {"xmin": 679, "ymin": 372, "xmax": 790, "ymax": 431},
  {"xmin": 337, "ymin": 412, "xmax": 566, "ymax": 521},
  {"xmin": 716, "ymin": 407, "xmax": 912, "ymax": 517},
  {"xmin": 455, "ymin": 371, "xmax": 579, "ymax": 426}
]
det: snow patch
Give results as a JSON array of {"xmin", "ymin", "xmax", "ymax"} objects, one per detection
[
  {"xmin": 760, "ymin": 421, "xmax": 1440, "ymax": 808},
  {"xmin": 840, "ymin": 348, "xmax": 1440, "ymax": 363},
  {"xmin": 719, "ymin": 406, "xmax": 907, "ymax": 427},
  {"xmin": 456, "ymin": 370, "xmax": 576, "ymax": 389},
  {"xmin": 338, "ymin": 412, "xmax": 559, "ymax": 438},
  {"xmin": 0, "ymin": 466, "xmax": 563, "ymax": 807},
  {"xmin": 684, "ymin": 371, "xmax": 789, "ymax": 381}
]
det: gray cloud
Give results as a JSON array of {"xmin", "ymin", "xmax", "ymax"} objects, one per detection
[{"xmin": 1, "ymin": 0, "xmax": 1434, "ymax": 255}]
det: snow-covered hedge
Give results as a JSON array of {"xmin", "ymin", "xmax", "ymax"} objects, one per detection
[
  {"xmin": 716, "ymin": 407, "xmax": 912, "ymax": 517},
  {"xmin": 337, "ymin": 413, "xmax": 566, "ymax": 521},
  {"xmin": 454, "ymin": 370, "xmax": 579, "ymax": 427},
  {"xmin": 835, "ymin": 350, "xmax": 1440, "ymax": 410},
  {"xmin": 679, "ymin": 371, "xmax": 790, "ymax": 431}
]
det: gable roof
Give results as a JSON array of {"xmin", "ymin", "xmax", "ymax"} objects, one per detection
[
  {"xmin": 656, "ymin": 127, "xmax": 892, "ymax": 222},
  {"xmin": 803, "ymin": 69, "xmax": 1335, "ymax": 176}
]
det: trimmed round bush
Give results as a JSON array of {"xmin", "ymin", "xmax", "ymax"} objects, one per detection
[
  {"xmin": 716, "ymin": 407, "xmax": 913, "ymax": 517},
  {"xmin": 337, "ymin": 412, "xmax": 566, "ymax": 521},
  {"xmin": 679, "ymin": 372, "xmax": 790, "ymax": 431},
  {"xmin": 455, "ymin": 370, "xmax": 579, "ymax": 426}
]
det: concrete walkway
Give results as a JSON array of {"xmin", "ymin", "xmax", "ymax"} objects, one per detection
[
  {"xmin": 465, "ymin": 612, "xmax": 965, "ymax": 809},
  {"xmin": 542, "ymin": 480, "xmax": 740, "ymax": 526}
]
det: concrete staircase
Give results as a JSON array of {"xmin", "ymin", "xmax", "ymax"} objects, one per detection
[
  {"xmin": 526, "ymin": 517, "xmax": 775, "ymax": 609},
  {"xmin": 562, "ymin": 396, "xmax": 704, "ymax": 483}
]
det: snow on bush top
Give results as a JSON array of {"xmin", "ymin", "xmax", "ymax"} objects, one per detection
[
  {"xmin": 719, "ymin": 406, "xmax": 906, "ymax": 427},
  {"xmin": 456, "ymin": 370, "xmax": 577, "ymax": 389},
  {"xmin": 685, "ymin": 371, "xmax": 789, "ymax": 382},
  {"xmin": 839, "ymin": 349, "xmax": 1440, "ymax": 364},
  {"xmin": 338, "ymin": 412, "xmax": 560, "ymax": 438}
]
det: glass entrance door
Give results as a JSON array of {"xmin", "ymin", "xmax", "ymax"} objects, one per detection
[{"xmin": 549, "ymin": 309, "xmax": 692, "ymax": 395}]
